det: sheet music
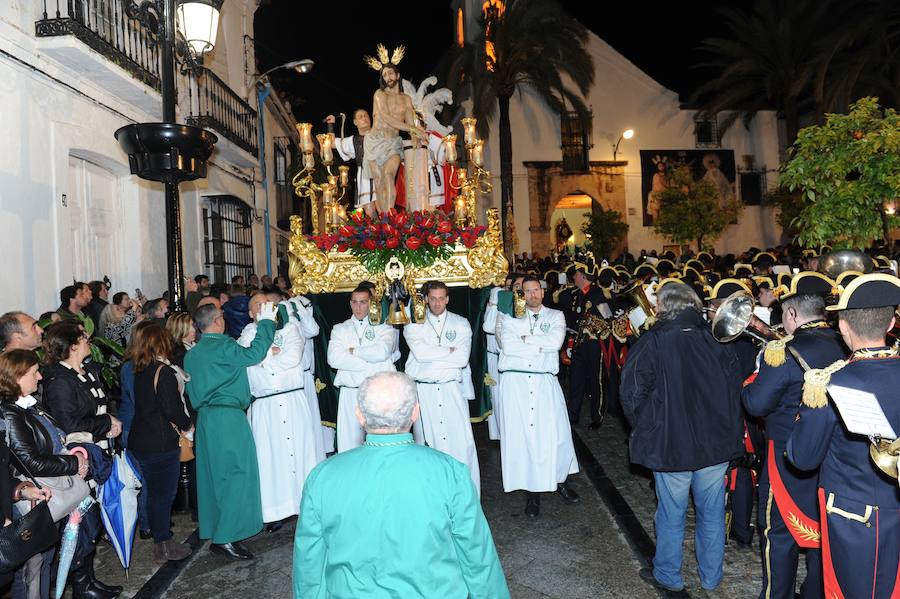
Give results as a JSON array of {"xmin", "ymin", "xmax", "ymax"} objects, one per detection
[
  {"xmin": 628, "ymin": 307, "xmax": 647, "ymax": 330},
  {"xmin": 827, "ymin": 384, "xmax": 897, "ymax": 439}
]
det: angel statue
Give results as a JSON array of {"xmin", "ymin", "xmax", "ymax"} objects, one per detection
[{"xmin": 401, "ymin": 76, "xmax": 454, "ymax": 211}]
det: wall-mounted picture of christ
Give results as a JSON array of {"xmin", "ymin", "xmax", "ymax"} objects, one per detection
[{"xmin": 639, "ymin": 149, "xmax": 737, "ymax": 226}]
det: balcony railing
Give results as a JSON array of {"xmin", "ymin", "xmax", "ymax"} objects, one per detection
[
  {"xmin": 186, "ymin": 67, "xmax": 258, "ymax": 157},
  {"xmin": 35, "ymin": 0, "xmax": 161, "ymax": 90}
]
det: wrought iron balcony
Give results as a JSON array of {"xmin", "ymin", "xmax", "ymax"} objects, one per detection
[
  {"xmin": 186, "ymin": 66, "xmax": 258, "ymax": 159},
  {"xmin": 35, "ymin": 0, "xmax": 161, "ymax": 91}
]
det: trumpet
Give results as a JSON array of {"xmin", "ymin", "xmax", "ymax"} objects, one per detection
[{"xmin": 711, "ymin": 290, "xmax": 785, "ymax": 343}]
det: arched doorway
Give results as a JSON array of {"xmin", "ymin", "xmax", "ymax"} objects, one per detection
[{"xmin": 550, "ymin": 192, "xmax": 598, "ymax": 254}]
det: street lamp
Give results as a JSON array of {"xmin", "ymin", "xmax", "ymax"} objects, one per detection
[
  {"xmin": 115, "ymin": 0, "xmax": 222, "ymax": 310},
  {"xmin": 246, "ymin": 59, "xmax": 314, "ymax": 101},
  {"xmin": 613, "ymin": 128, "xmax": 634, "ymax": 161}
]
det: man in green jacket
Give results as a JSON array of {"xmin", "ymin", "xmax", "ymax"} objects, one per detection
[
  {"xmin": 293, "ymin": 371, "xmax": 509, "ymax": 598},
  {"xmin": 185, "ymin": 301, "xmax": 276, "ymax": 560}
]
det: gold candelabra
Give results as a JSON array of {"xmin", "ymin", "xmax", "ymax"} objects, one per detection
[
  {"xmin": 444, "ymin": 117, "xmax": 492, "ymax": 228},
  {"xmin": 291, "ymin": 122, "xmax": 349, "ymax": 234}
]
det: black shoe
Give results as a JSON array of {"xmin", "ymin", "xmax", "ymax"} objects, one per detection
[
  {"xmin": 210, "ymin": 542, "xmax": 254, "ymax": 560},
  {"xmin": 71, "ymin": 570, "xmax": 118, "ymax": 599},
  {"xmin": 639, "ymin": 566, "xmax": 684, "ymax": 593},
  {"xmin": 82, "ymin": 553, "xmax": 122, "ymax": 597},
  {"xmin": 587, "ymin": 421, "xmax": 603, "ymax": 431},
  {"xmin": 139, "ymin": 529, "xmax": 152, "ymax": 540},
  {"xmin": 265, "ymin": 519, "xmax": 285, "ymax": 533},
  {"xmin": 556, "ymin": 482, "xmax": 581, "ymax": 503},
  {"xmin": 524, "ymin": 493, "xmax": 540, "ymax": 518},
  {"xmin": 728, "ymin": 533, "xmax": 753, "ymax": 550}
]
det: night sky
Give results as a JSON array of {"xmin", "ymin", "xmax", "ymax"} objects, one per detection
[{"xmin": 252, "ymin": 0, "xmax": 745, "ymax": 127}]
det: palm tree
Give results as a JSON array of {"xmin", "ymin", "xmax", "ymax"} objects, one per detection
[
  {"xmin": 691, "ymin": 0, "xmax": 836, "ymax": 145},
  {"xmin": 446, "ymin": 0, "xmax": 594, "ymax": 257}
]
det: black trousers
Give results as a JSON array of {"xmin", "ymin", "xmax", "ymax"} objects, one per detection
[{"xmin": 568, "ymin": 340, "xmax": 602, "ymax": 424}]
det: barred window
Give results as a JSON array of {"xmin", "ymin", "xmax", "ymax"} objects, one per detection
[
  {"xmin": 203, "ymin": 196, "xmax": 254, "ymax": 287},
  {"xmin": 694, "ymin": 115, "xmax": 720, "ymax": 148},
  {"xmin": 560, "ymin": 110, "xmax": 593, "ymax": 173}
]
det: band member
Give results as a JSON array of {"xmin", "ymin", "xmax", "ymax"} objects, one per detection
[
  {"xmin": 788, "ymin": 274, "xmax": 900, "ymax": 599},
  {"xmin": 497, "ymin": 276, "xmax": 579, "ymax": 517},
  {"xmin": 404, "ymin": 280, "xmax": 480, "ymax": 493},
  {"xmin": 707, "ymin": 279, "xmax": 764, "ymax": 550},
  {"xmin": 743, "ymin": 272, "xmax": 847, "ymax": 599},
  {"xmin": 564, "ymin": 266, "xmax": 611, "ymax": 428},
  {"xmin": 327, "ymin": 285, "xmax": 397, "ymax": 452}
]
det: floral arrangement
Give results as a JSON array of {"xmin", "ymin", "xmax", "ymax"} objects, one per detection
[{"xmin": 309, "ymin": 209, "xmax": 487, "ymax": 273}]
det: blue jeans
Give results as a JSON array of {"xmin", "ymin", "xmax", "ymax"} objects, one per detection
[
  {"xmin": 652, "ymin": 462, "xmax": 728, "ymax": 591},
  {"xmin": 127, "ymin": 450, "xmax": 151, "ymax": 532},
  {"xmin": 131, "ymin": 449, "xmax": 181, "ymax": 542}
]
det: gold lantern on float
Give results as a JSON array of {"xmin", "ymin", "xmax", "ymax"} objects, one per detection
[
  {"xmin": 446, "ymin": 117, "xmax": 492, "ymax": 227},
  {"xmin": 292, "ymin": 123, "xmax": 348, "ymax": 234}
]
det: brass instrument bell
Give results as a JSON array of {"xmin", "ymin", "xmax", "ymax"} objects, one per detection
[
  {"xmin": 869, "ymin": 437, "xmax": 900, "ymax": 479},
  {"xmin": 513, "ymin": 289, "xmax": 526, "ymax": 318},
  {"xmin": 711, "ymin": 290, "xmax": 784, "ymax": 343},
  {"xmin": 819, "ymin": 249, "xmax": 874, "ymax": 278}
]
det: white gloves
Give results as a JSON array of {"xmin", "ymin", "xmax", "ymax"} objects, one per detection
[{"xmin": 257, "ymin": 301, "xmax": 277, "ymax": 322}]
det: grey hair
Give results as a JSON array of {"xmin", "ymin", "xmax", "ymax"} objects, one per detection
[
  {"xmin": 357, "ymin": 371, "xmax": 418, "ymax": 432},
  {"xmin": 781, "ymin": 294, "xmax": 825, "ymax": 320},
  {"xmin": 194, "ymin": 304, "xmax": 221, "ymax": 332},
  {"xmin": 657, "ymin": 283, "xmax": 702, "ymax": 321}
]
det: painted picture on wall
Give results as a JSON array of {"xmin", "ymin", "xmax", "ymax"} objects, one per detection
[{"xmin": 639, "ymin": 149, "xmax": 737, "ymax": 226}]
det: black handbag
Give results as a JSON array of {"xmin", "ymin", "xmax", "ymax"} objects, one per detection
[{"xmin": 0, "ymin": 453, "xmax": 60, "ymax": 574}]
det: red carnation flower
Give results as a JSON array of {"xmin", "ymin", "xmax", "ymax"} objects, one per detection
[
  {"xmin": 427, "ymin": 234, "xmax": 443, "ymax": 247},
  {"xmin": 385, "ymin": 236, "xmax": 400, "ymax": 249},
  {"xmin": 405, "ymin": 236, "xmax": 422, "ymax": 250},
  {"xmin": 338, "ymin": 225, "xmax": 354, "ymax": 237},
  {"xmin": 437, "ymin": 221, "xmax": 452, "ymax": 234}
]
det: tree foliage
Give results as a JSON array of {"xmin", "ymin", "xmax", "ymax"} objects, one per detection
[
  {"xmin": 765, "ymin": 186, "xmax": 806, "ymax": 241},
  {"xmin": 580, "ymin": 208, "xmax": 628, "ymax": 260},
  {"xmin": 652, "ymin": 166, "xmax": 741, "ymax": 251},
  {"xmin": 779, "ymin": 97, "xmax": 900, "ymax": 249}
]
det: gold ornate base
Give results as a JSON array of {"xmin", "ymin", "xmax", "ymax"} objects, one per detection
[{"xmin": 288, "ymin": 208, "xmax": 509, "ymax": 294}]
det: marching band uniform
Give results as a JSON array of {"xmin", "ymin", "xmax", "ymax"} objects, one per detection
[
  {"xmin": 284, "ymin": 296, "xmax": 331, "ymax": 459},
  {"xmin": 239, "ymin": 319, "xmax": 319, "ymax": 524},
  {"xmin": 404, "ymin": 309, "xmax": 481, "ymax": 494},
  {"xmin": 742, "ymin": 273, "xmax": 846, "ymax": 599},
  {"xmin": 788, "ymin": 274, "xmax": 900, "ymax": 599},
  {"xmin": 564, "ymin": 279, "xmax": 610, "ymax": 427},
  {"xmin": 497, "ymin": 305, "xmax": 578, "ymax": 495},
  {"xmin": 328, "ymin": 316, "xmax": 396, "ymax": 453}
]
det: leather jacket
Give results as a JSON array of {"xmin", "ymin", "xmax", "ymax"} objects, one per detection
[{"xmin": 2, "ymin": 402, "xmax": 78, "ymax": 478}]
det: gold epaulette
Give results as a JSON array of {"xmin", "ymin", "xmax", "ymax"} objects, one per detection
[
  {"xmin": 764, "ymin": 335, "xmax": 794, "ymax": 367},
  {"xmin": 802, "ymin": 359, "xmax": 849, "ymax": 408}
]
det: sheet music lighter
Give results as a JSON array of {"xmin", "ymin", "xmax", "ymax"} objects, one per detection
[{"xmin": 827, "ymin": 384, "xmax": 897, "ymax": 439}]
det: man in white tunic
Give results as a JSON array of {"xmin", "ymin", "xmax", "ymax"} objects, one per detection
[
  {"xmin": 326, "ymin": 110, "xmax": 376, "ymax": 217},
  {"xmin": 482, "ymin": 286, "xmax": 503, "ymax": 441},
  {"xmin": 284, "ymin": 294, "xmax": 331, "ymax": 458},
  {"xmin": 327, "ymin": 285, "xmax": 396, "ymax": 452},
  {"xmin": 404, "ymin": 280, "xmax": 481, "ymax": 494},
  {"xmin": 497, "ymin": 276, "xmax": 579, "ymax": 517},
  {"xmin": 239, "ymin": 290, "xmax": 320, "ymax": 531}
]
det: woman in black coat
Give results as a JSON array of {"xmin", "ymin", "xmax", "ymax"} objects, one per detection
[
  {"xmin": 0, "ymin": 349, "xmax": 75, "ymax": 597},
  {"xmin": 39, "ymin": 322, "xmax": 123, "ymax": 599}
]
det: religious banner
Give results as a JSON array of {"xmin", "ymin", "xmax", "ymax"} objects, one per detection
[{"xmin": 639, "ymin": 149, "xmax": 737, "ymax": 226}]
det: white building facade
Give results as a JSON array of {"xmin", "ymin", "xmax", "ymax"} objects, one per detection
[
  {"xmin": 0, "ymin": 0, "xmax": 300, "ymax": 315},
  {"xmin": 453, "ymin": 0, "xmax": 784, "ymax": 258}
]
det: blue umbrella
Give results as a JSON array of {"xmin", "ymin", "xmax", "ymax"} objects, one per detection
[
  {"xmin": 55, "ymin": 496, "xmax": 95, "ymax": 599},
  {"xmin": 98, "ymin": 451, "xmax": 143, "ymax": 570}
]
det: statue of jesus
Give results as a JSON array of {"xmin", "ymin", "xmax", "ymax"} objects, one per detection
[{"xmin": 363, "ymin": 45, "xmax": 426, "ymax": 213}]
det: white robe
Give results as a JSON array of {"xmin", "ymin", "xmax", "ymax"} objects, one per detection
[
  {"xmin": 482, "ymin": 286, "xmax": 503, "ymax": 440},
  {"xmin": 335, "ymin": 135, "xmax": 375, "ymax": 207},
  {"xmin": 239, "ymin": 321, "xmax": 320, "ymax": 522},
  {"xmin": 327, "ymin": 317, "xmax": 396, "ymax": 452},
  {"xmin": 284, "ymin": 296, "xmax": 331, "ymax": 457},
  {"xmin": 497, "ymin": 307, "xmax": 579, "ymax": 493},
  {"xmin": 404, "ymin": 310, "xmax": 481, "ymax": 494}
]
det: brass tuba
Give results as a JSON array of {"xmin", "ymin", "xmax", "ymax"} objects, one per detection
[
  {"xmin": 619, "ymin": 280, "xmax": 657, "ymax": 336},
  {"xmin": 870, "ymin": 437, "xmax": 900, "ymax": 480},
  {"xmin": 711, "ymin": 290, "xmax": 785, "ymax": 343},
  {"xmin": 819, "ymin": 249, "xmax": 874, "ymax": 278}
]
